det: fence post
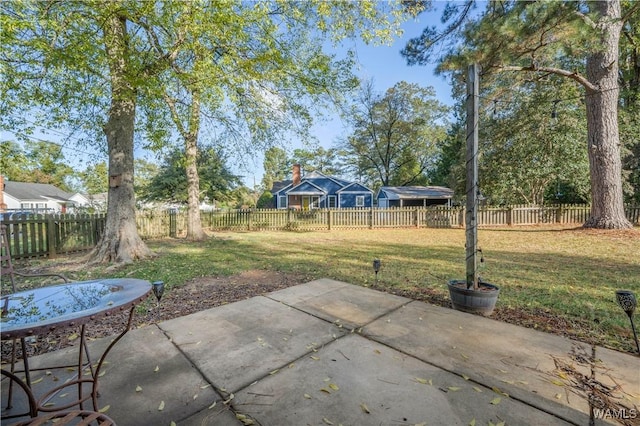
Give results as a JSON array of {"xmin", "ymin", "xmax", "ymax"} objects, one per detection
[
  {"xmin": 414, "ymin": 208, "xmax": 420, "ymax": 228},
  {"xmin": 327, "ymin": 210, "xmax": 332, "ymax": 231},
  {"xmin": 248, "ymin": 209, "xmax": 253, "ymax": 231},
  {"xmin": 47, "ymin": 215, "xmax": 57, "ymax": 258},
  {"xmin": 555, "ymin": 205, "xmax": 563, "ymax": 224},
  {"xmin": 507, "ymin": 207, "xmax": 513, "ymax": 226},
  {"xmin": 369, "ymin": 208, "xmax": 373, "ymax": 229},
  {"xmin": 169, "ymin": 210, "xmax": 177, "ymax": 238}
]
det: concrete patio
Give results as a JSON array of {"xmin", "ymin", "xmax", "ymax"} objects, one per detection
[{"xmin": 3, "ymin": 279, "xmax": 639, "ymax": 425}]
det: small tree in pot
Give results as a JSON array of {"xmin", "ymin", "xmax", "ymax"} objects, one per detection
[{"xmin": 447, "ymin": 64, "xmax": 500, "ymax": 316}]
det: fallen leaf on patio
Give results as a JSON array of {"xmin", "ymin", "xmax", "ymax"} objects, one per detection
[
  {"xmin": 557, "ymin": 372, "xmax": 568, "ymax": 380},
  {"xmin": 501, "ymin": 380, "xmax": 514, "ymax": 384},
  {"xmin": 496, "ymin": 422, "xmax": 505, "ymax": 426},
  {"xmin": 158, "ymin": 401, "xmax": 165, "ymax": 411},
  {"xmin": 322, "ymin": 418, "xmax": 334, "ymax": 425},
  {"xmin": 469, "ymin": 419, "xmax": 476, "ymax": 426},
  {"xmin": 310, "ymin": 356, "xmax": 320, "ymax": 361},
  {"xmin": 98, "ymin": 370, "xmax": 106, "ymax": 377},
  {"xmin": 360, "ymin": 403, "xmax": 370, "ymax": 414},
  {"xmin": 320, "ymin": 388, "xmax": 331, "ymax": 394},
  {"xmin": 473, "ymin": 387, "xmax": 483, "ymax": 393},
  {"xmin": 170, "ymin": 422, "xmax": 176, "ymax": 426},
  {"xmin": 460, "ymin": 353, "xmax": 469, "ymax": 359},
  {"xmin": 201, "ymin": 384, "xmax": 211, "ymax": 389},
  {"xmin": 269, "ymin": 369, "xmax": 279, "ymax": 375},
  {"xmin": 45, "ymin": 370, "xmax": 52, "ymax": 375},
  {"xmin": 59, "ymin": 393, "xmax": 68, "ymax": 398},
  {"xmin": 374, "ymin": 349, "xmax": 381, "ymax": 354},
  {"xmin": 288, "ymin": 363, "xmax": 295, "ymax": 369},
  {"xmin": 223, "ymin": 394, "xmax": 235, "ymax": 404},
  {"xmin": 31, "ymin": 377, "xmax": 43, "ymax": 385},
  {"xmin": 193, "ymin": 394, "xmax": 198, "ymax": 400},
  {"xmin": 448, "ymin": 386, "xmax": 461, "ymax": 392},
  {"xmin": 304, "ymin": 394, "xmax": 312, "ymax": 399},
  {"xmin": 154, "ymin": 365, "xmax": 159, "ymax": 372},
  {"xmin": 550, "ymin": 379, "xmax": 564, "ymax": 387},
  {"xmin": 329, "ymin": 383, "xmax": 339, "ymax": 391},
  {"xmin": 236, "ymin": 414, "xmax": 255, "ymax": 425},
  {"xmin": 497, "ymin": 369, "xmax": 508, "ymax": 373},
  {"xmin": 517, "ymin": 381, "xmax": 528, "ymax": 385},
  {"xmin": 43, "ymin": 403, "xmax": 55, "ymax": 407},
  {"xmin": 462, "ymin": 374, "xmax": 470, "ymax": 380},
  {"xmin": 68, "ymin": 333, "xmax": 78, "ymax": 340},
  {"xmin": 491, "ymin": 386, "xmax": 509, "ymax": 397},
  {"xmin": 135, "ymin": 386, "xmax": 142, "ymax": 392},
  {"xmin": 415, "ymin": 378, "xmax": 429, "ymax": 384},
  {"xmin": 490, "ymin": 397, "xmax": 501, "ymax": 405},
  {"xmin": 208, "ymin": 401, "xmax": 217, "ymax": 409},
  {"xmin": 99, "ymin": 405, "xmax": 110, "ymax": 413},
  {"xmin": 196, "ymin": 341, "xmax": 201, "ymax": 345},
  {"xmin": 555, "ymin": 393, "xmax": 563, "ymax": 399}
]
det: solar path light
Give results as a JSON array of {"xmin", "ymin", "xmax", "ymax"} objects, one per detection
[
  {"xmin": 615, "ymin": 290, "xmax": 639, "ymax": 355},
  {"xmin": 373, "ymin": 259, "xmax": 381, "ymax": 284}
]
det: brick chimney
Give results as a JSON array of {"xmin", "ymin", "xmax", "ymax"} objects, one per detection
[
  {"xmin": 292, "ymin": 164, "xmax": 301, "ymax": 186},
  {"xmin": 0, "ymin": 175, "xmax": 6, "ymax": 211}
]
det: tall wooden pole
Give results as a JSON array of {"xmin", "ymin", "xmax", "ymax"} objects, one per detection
[{"xmin": 465, "ymin": 64, "xmax": 479, "ymax": 290}]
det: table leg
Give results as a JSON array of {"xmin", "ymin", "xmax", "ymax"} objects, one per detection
[{"xmin": 91, "ymin": 305, "xmax": 135, "ymax": 411}]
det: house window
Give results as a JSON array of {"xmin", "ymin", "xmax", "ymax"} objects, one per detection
[
  {"xmin": 311, "ymin": 196, "xmax": 320, "ymax": 209},
  {"xmin": 356, "ymin": 196, "xmax": 365, "ymax": 207},
  {"xmin": 278, "ymin": 195, "xmax": 287, "ymax": 209},
  {"xmin": 328, "ymin": 195, "xmax": 337, "ymax": 208}
]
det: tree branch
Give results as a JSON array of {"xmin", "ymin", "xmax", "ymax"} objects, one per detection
[{"xmin": 497, "ymin": 65, "xmax": 598, "ymax": 92}]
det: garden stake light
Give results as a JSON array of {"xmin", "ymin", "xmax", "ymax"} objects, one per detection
[
  {"xmin": 373, "ymin": 259, "xmax": 381, "ymax": 284},
  {"xmin": 615, "ymin": 290, "xmax": 639, "ymax": 355},
  {"xmin": 152, "ymin": 281, "xmax": 165, "ymax": 305}
]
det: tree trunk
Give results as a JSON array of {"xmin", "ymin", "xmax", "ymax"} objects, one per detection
[
  {"xmin": 185, "ymin": 88, "xmax": 205, "ymax": 240},
  {"xmin": 583, "ymin": 0, "xmax": 632, "ymax": 229},
  {"xmin": 89, "ymin": 11, "xmax": 152, "ymax": 264}
]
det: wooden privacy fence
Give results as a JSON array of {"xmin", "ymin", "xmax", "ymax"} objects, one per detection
[
  {"xmin": 1, "ymin": 204, "xmax": 638, "ymax": 259},
  {"xmin": 1, "ymin": 213, "xmax": 106, "ymax": 260}
]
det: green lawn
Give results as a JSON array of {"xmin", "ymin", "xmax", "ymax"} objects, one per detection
[{"xmin": 21, "ymin": 225, "xmax": 640, "ymax": 354}]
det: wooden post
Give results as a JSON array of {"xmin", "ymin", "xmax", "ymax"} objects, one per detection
[
  {"xmin": 327, "ymin": 209, "xmax": 332, "ymax": 231},
  {"xmin": 47, "ymin": 214, "xmax": 57, "ymax": 258},
  {"xmin": 465, "ymin": 64, "xmax": 479, "ymax": 290}
]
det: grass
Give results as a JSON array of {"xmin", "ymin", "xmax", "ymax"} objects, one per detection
[{"xmin": 13, "ymin": 225, "xmax": 640, "ymax": 354}]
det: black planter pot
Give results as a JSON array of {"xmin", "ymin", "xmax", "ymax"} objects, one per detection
[{"xmin": 447, "ymin": 280, "xmax": 500, "ymax": 316}]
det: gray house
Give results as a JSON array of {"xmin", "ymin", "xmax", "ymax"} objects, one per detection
[
  {"xmin": 1, "ymin": 180, "xmax": 75, "ymax": 214},
  {"xmin": 376, "ymin": 186, "xmax": 454, "ymax": 208}
]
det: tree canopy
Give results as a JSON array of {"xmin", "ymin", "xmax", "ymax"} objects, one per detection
[{"xmin": 341, "ymin": 81, "xmax": 449, "ymax": 190}]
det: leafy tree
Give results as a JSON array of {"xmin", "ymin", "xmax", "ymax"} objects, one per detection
[
  {"xmin": 142, "ymin": 147, "xmax": 240, "ymax": 207},
  {"xmin": 290, "ymin": 147, "xmax": 345, "ymax": 177},
  {"xmin": 0, "ymin": 141, "xmax": 30, "ymax": 182},
  {"xmin": 0, "ymin": 140, "xmax": 74, "ymax": 190},
  {"xmin": 402, "ymin": 0, "xmax": 639, "ymax": 228},
  {"xmin": 341, "ymin": 81, "xmax": 449, "ymax": 190},
  {"xmin": 261, "ymin": 147, "xmax": 290, "ymax": 192},
  {"xmin": 78, "ymin": 162, "xmax": 108, "ymax": 194}
]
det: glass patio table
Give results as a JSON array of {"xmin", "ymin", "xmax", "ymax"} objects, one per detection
[{"xmin": 1, "ymin": 278, "xmax": 151, "ymax": 420}]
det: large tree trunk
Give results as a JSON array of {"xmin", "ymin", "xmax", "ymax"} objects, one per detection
[
  {"xmin": 184, "ymin": 88, "xmax": 205, "ymax": 240},
  {"xmin": 89, "ymin": 11, "xmax": 152, "ymax": 264},
  {"xmin": 583, "ymin": 0, "xmax": 632, "ymax": 229}
]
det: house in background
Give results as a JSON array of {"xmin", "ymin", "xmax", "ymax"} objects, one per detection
[
  {"xmin": 376, "ymin": 186, "xmax": 454, "ymax": 208},
  {"xmin": 69, "ymin": 192, "xmax": 108, "ymax": 212},
  {"xmin": 272, "ymin": 165, "xmax": 374, "ymax": 209},
  {"xmin": 1, "ymin": 179, "xmax": 76, "ymax": 214}
]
